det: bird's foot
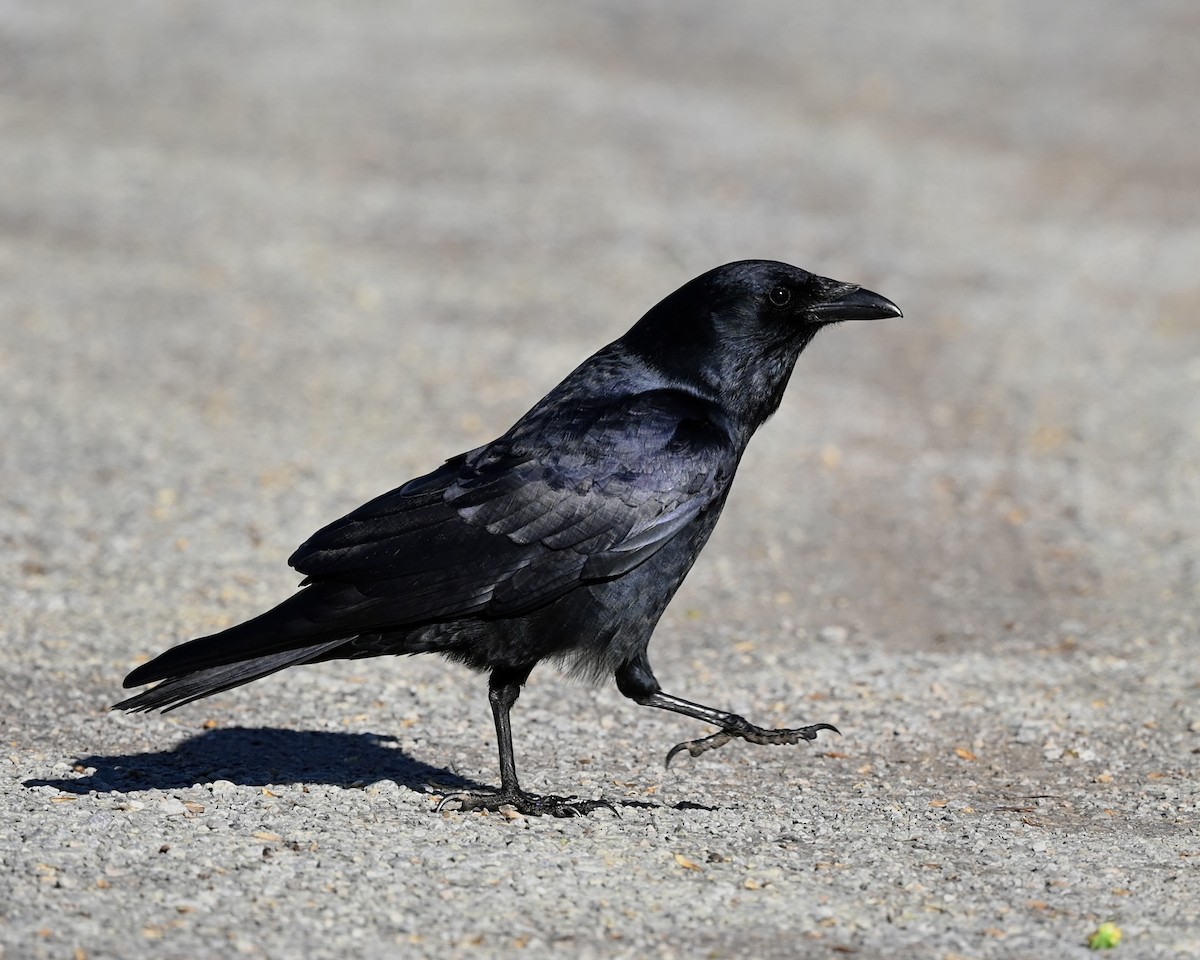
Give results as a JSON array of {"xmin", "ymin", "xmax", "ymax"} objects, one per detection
[
  {"xmin": 435, "ymin": 788, "xmax": 618, "ymax": 818},
  {"xmin": 665, "ymin": 720, "xmax": 840, "ymax": 768}
]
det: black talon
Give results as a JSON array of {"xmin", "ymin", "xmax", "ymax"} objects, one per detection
[
  {"xmin": 663, "ymin": 721, "xmax": 840, "ymax": 769},
  {"xmin": 435, "ymin": 789, "xmax": 618, "ymax": 818},
  {"xmin": 664, "ymin": 731, "xmax": 735, "ymax": 769},
  {"xmin": 427, "ymin": 670, "xmax": 624, "ymax": 818}
]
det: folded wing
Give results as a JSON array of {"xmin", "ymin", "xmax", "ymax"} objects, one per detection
[
  {"xmin": 291, "ymin": 389, "xmax": 734, "ymax": 621},
  {"xmin": 122, "ymin": 389, "xmax": 734, "ymax": 695}
]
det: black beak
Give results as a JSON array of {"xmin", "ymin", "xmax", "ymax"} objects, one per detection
[{"xmin": 809, "ymin": 285, "xmax": 903, "ymax": 322}]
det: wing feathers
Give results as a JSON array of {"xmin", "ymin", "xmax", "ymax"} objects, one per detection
[{"xmin": 287, "ymin": 390, "xmax": 733, "ymax": 625}]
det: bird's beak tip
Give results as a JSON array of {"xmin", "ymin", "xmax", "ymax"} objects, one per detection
[{"xmin": 811, "ymin": 286, "xmax": 903, "ymax": 322}]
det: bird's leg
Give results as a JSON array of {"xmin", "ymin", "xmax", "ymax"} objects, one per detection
[
  {"xmin": 436, "ymin": 666, "xmax": 615, "ymax": 818},
  {"xmin": 615, "ymin": 656, "xmax": 838, "ymax": 769}
]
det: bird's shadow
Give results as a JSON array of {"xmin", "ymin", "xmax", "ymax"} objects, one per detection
[{"xmin": 23, "ymin": 726, "xmax": 484, "ymax": 796}]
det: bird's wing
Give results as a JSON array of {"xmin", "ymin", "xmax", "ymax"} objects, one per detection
[{"xmin": 289, "ymin": 390, "xmax": 735, "ymax": 622}]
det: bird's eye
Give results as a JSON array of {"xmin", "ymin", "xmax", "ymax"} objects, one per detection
[{"xmin": 768, "ymin": 285, "xmax": 791, "ymax": 307}]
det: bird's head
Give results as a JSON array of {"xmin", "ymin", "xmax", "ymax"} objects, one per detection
[{"xmin": 622, "ymin": 260, "xmax": 902, "ymax": 435}]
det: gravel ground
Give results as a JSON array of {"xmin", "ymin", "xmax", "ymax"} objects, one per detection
[{"xmin": 2, "ymin": 1, "xmax": 1198, "ymax": 958}]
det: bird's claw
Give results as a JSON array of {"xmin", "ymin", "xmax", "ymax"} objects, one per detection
[
  {"xmin": 664, "ymin": 721, "xmax": 840, "ymax": 769},
  {"xmin": 435, "ymin": 789, "xmax": 619, "ymax": 819}
]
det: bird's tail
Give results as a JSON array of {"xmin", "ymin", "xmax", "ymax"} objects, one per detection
[
  {"xmin": 114, "ymin": 581, "xmax": 378, "ymax": 712},
  {"xmin": 113, "ymin": 640, "xmax": 349, "ymax": 712}
]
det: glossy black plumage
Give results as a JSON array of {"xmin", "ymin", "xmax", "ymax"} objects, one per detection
[{"xmin": 117, "ymin": 260, "xmax": 901, "ymax": 815}]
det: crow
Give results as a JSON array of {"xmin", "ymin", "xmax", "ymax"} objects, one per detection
[{"xmin": 116, "ymin": 260, "xmax": 901, "ymax": 816}]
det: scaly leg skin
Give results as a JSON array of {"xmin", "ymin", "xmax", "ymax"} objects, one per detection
[
  {"xmin": 664, "ymin": 719, "xmax": 840, "ymax": 769},
  {"xmin": 614, "ymin": 655, "xmax": 839, "ymax": 771},
  {"xmin": 436, "ymin": 789, "xmax": 616, "ymax": 818},
  {"xmin": 437, "ymin": 667, "xmax": 617, "ymax": 818}
]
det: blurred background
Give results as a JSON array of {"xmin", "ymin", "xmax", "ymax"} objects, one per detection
[
  {"xmin": 5, "ymin": 0, "xmax": 1196, "ymax": 657},
  {"xmin": 2, "ymin": 2, "xmax": 1198, "ymax": 955}
]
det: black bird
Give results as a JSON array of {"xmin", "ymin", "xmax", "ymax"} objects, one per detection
[{"xmin": 117, "ymin": 260, "xmax": 901, "ymax": 816}]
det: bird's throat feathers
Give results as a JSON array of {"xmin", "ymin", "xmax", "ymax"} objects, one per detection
[
  {"xmin": 620, "ymin": 322, "xmax": 819, "ymax": 443},
  {"xmin": 708, "ymin": 324, "xmax": 818, "ymax": 437}
]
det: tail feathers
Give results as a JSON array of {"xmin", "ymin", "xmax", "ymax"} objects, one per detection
[
  {"xmin": 122, "ymin": 582, "xmax": 375, "ymax": 688},
  {"xmin": 113, "ymin": 639, "xmax": 349, "ymax": 713}
]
